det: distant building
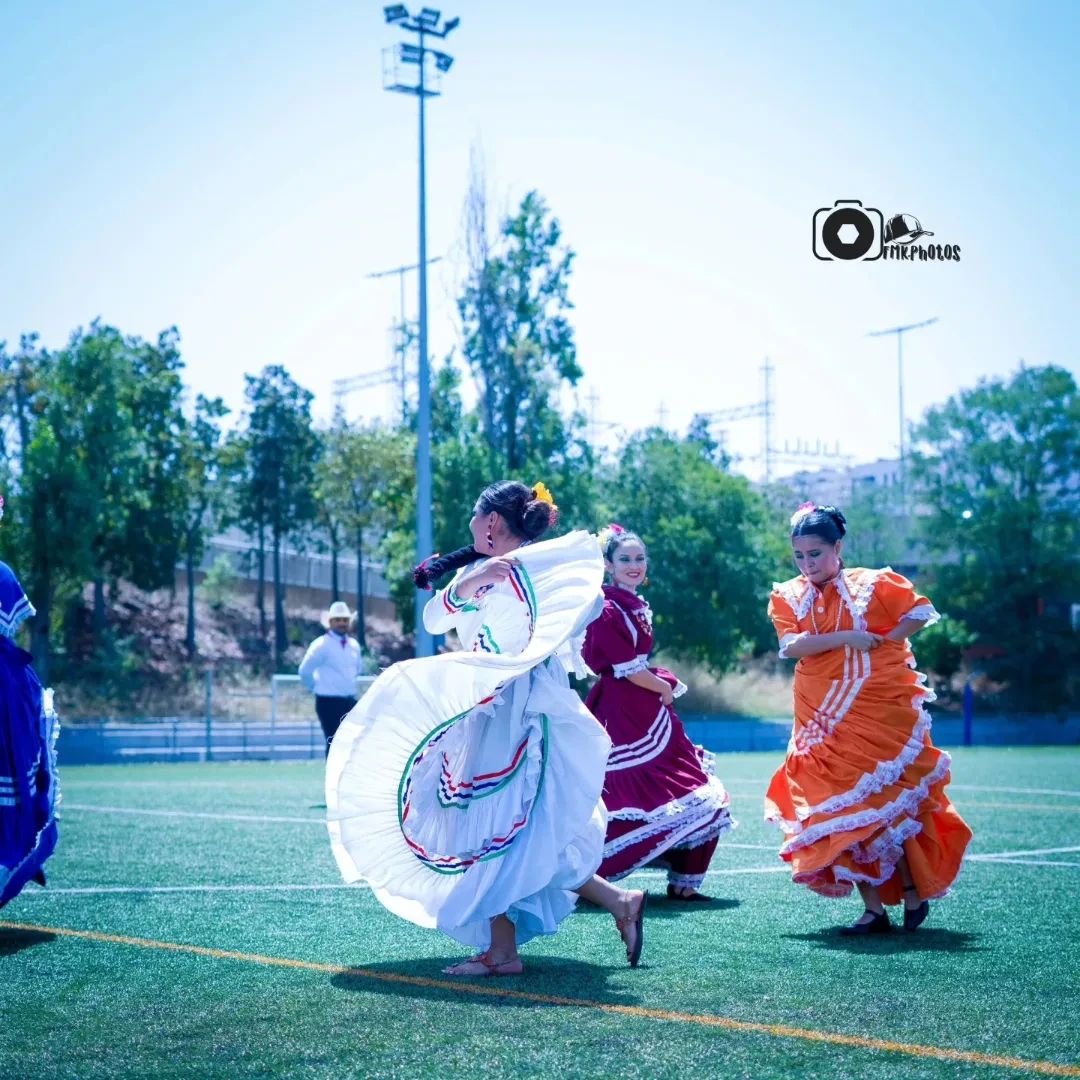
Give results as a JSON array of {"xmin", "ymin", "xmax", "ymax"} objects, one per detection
[{"xmin": 777, "ymin": 458, "xmax": 904, "ymax": 508}]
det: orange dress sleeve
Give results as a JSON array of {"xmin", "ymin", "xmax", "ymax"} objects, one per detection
[
  {"xmin": 870, "ymin": 570, "xmax": 939, "ymax": 632},
  {"xmin": 768, "ymin": 590, "xmax": 807, "ymax": 659}
]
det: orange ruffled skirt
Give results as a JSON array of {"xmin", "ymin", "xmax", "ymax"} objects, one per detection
[{"xmin": 765, "ymin": 640, "xmax": 972, "ymax": 904}]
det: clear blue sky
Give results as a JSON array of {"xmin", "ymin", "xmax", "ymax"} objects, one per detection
[{"xmin": 2, "ymin": 0, "xmax": 1077, "ymax": 480}]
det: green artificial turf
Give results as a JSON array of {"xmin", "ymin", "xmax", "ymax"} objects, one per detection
[{"xmin": 1, "ymin": 749, "xmax": 1078, "ymax": 1079}]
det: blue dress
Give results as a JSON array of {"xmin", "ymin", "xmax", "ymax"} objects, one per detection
[{"xmin": 1, "ymin": 560, "xmax": 59, "ymax": 906}]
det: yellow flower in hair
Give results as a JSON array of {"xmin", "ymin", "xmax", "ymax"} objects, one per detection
[{"xmin": 532, "ymin": 481, "xmax": 557, "ymax": 510}]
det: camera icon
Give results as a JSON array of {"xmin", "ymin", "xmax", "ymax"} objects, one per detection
[{"xmin": 813, "ymin": 200, "xmax": 884, "ymax": 261}]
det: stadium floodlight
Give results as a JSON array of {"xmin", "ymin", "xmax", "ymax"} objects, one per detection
[{"xmin": 380, "ymin": 5, "xmax": 460, "ymax": 658}]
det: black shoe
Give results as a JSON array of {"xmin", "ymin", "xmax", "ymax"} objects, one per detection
[
  {"xmin": 667, "ymin": 885, "xmax": 712, "ymax": 902},
  {"xmin": 902, "ymin": 884, "xmax": 930, "ymax": 931},
  {"xmin": 838, "ymin": 909, "xmax": 892, "ymax": 935},
  {"xmin": 904, "ymin": 900, "xmax": 930, "ymax": 931}
]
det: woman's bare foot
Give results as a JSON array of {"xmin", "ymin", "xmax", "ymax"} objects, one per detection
[
  {"xmin": 614, "ymin": 890, "xmax": 648, "ymax": 966},
  {"xmin": 442, "ymin": 950, "xmax": 523, "ymax": 977}
]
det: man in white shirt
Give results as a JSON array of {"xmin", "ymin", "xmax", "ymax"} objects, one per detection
[{"xmin": 298, "ymin": 601, "xmax": 364, "ymax": 754}]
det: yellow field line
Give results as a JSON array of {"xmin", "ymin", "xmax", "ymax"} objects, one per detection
[{"xmin": 2, "ymin": 920, "xmax": 1077, "ymax": 1077}]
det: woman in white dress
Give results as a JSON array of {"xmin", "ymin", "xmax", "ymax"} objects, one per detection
[{"xmin": 326, "ymin": 481, "xmax": 648, "ymax": 976}]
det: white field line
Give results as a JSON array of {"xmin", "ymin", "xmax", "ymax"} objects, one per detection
[
  {"xmin": 968, "ymin": 845, "xmax": 1080, "ymax": 860},
  {"xmin": 951, "ymin": 784, "xmax": 1080, "ymax": 798},
  {"xmin": 22, "ymin": 851, "xmax": 1080, "ymax": 900},
  {"xmin": 20, "ymin": 866, "xmax": 795, "ymax": 898},
  {"xmin": 966, "ymin": 858, "xmax": 1080, "ymax": 868},
  {"xmin": 720, "ymin": 779, "xmax": 1080, "ymax": 799},
  {"xmin": 61, "ymin": 804, "xmax": 322, "ymax": 825},
  {"xmin": 16, "ymin": 883, "xmax": 369, "ymax": 896},
  {"xmin": 59, "ymin": 806, "xmax": 777, "ymax": 851},
  {"xmin": 631, "ymin": 866, "xmax": 790, "ymax": 877}
]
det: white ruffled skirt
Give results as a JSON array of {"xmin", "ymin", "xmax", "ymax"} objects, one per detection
[{"xmin": 326, "ymin": 534, "xmax": 610, "ymax": 950}]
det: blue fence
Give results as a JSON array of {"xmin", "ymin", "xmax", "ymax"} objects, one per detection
[{"xmin": 56, "ymin": 711, "xmax": 1080, "ymax": 766}]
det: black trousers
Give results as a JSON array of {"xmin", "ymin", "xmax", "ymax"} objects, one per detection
[{"xmin": 315, "ymin": 695, "xmax": 358, "ymax": 755}]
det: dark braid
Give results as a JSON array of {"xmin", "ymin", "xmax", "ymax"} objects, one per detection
[
  {"xmin": 411, "ymin": 480, "xmax": 557, "ymax": 591},
  {"xmin": 412, "ymin": 545, "xmax": 482, "ymax": 591}
]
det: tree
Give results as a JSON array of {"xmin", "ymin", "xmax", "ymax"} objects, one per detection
[
  {"xmin": 236, "ymin": 366, "xmax": 320, "ymax": 667},
  {"xmin": 842, "ymin": 483, "xmax": 912, "ymax": 570},
  {"xmin": 459, "ymin": 181, "xmax": 582, "ymax": 473},
  {"xmin": 316, "ymin": 419, "xmax": 413, "ymax": 650},
  {"xmin": 605, "ymin": 429, "xmax": 783, "ymax": 671},
  {"xmin": 0, "ymin": 336, "xmax": 95, "ymax": 679},
  {"xmin": 120, "ymin": 328, "xmax": 189, "ymax": 595},
  {"xmin": 179, "ymin": 395, "xmax": 230, "ymax": 656},
  {"xmin": 910, "ymin": 364, "xmax": 1079, "ymax": 708}
]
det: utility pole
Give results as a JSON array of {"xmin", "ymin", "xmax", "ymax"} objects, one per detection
[{"xmin": 867, "ymin": 316, "xmax": 939, "ymax": 506}]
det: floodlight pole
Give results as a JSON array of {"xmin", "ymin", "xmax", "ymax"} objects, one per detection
[
  {"xmin": 383, "ymin": 7, "xmax": 459, "ymax": 657},
  {"xmin": 415, "ymin": 24, "xmax": 433, "ymax": 658}
]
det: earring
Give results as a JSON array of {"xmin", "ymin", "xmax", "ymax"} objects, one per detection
[
  {"xmin": 643, "ymin": 575, "xmax": 650, "ymax": 587},
  {"xmin": 486, "ymin": 529, "xmax": 494, "ymax": 551}
]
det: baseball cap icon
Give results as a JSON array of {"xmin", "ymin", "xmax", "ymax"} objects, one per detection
[{"xmin": 884, "ymin": 213, "xmax": 935, "ymax": 244}]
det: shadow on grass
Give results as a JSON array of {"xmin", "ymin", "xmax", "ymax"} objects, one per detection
[
  {"xmin": 576, "ymin": 895, "xmax": 741, "ymax": 917},
  {"xmin": 0, "ymin": 927, "xmax": 57, "ymax": 956},
  {"xmin": 782, "ymin": 927, "xmax": 984, "ymax": 954},
  {"xmin": 330, "ymin": 954, "xmax": 643, "ymax": 1007}
]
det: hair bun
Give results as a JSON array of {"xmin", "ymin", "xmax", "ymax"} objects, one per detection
[
  {"xmin": 522, "ymin": 498, "xmax": 557, "ymax": 539},
  {"xmin": 820, "ymin": 505, "xmax": 847, "ymax": 536}
]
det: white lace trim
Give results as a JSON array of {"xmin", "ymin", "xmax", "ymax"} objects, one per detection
[
  {"xmin": 774, "ymin": 751, "xmax": 952, "ymax": 854},
  {"xmin": 904, "ymin": 603, "xmax": 940, "ymax": 625},
  {"xmin": 606, "ymin": 705, "xmax": 673, "ymax": 771},
  {"xmin": 606, "ymin": 778, "xmax": 731, "ymax": 822},
  {"xmin": 777, "ymin": 632, "xmax": 808, "ymax": 659},
  {"xmin": 793, "ymin": 814, "xmax": 954, "ymax": 901},
  {"xmin": 666, "ymin": 872, "xmax": 707, "ymax": 889},
  {"xmin": 774, "ymin": 569, "xmax": 901, "ymax": 636},
  {"xmin": 792, "ymin": 817, "xmax": 924, "ymax": 893},
  {"xmin": 611, "ymin": 654, "xmax": 650, "ymax": 678},
  {"xmin": 793, "ymin": 706, "xmax": 933, "ymax": 821},
  {"xmin": 672, "ymin": 679, "xmax": 688, "ymax": 699},
  {"xmin": 840, "ymin": 568, "xmax": 887, "ymax": 630},
  {"xmin": 772, "ymin": 578, "xmax": 814, "ymax": 620},
  {"xmin": 603, "ymin": 802, "xmax": 736, "ymax": 867}
]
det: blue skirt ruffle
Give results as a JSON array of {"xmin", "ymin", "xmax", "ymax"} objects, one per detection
[{"xmin": 1, "ymin": 636, "xmax": 59, "ymax": 906}]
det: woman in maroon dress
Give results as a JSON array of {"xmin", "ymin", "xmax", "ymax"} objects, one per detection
[{"xmin": 582, "ymin": 526, "xmax": 735, "ymax": 900}]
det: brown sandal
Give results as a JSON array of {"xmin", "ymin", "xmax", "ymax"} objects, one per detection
[
  {"xmin": 442, "ymin": 950, "xmax": 523, "ymax": 977},
  {"xmin": 614, "ymin": 890, "xmax": 648, "ymax": 968}
]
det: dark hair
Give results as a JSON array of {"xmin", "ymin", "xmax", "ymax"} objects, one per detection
[
  {"xmin": 602, "ymin": 529, "xmax": 646, "ymax": 564},
  {"xmin": 790, "ymin": 504, "xmax": 847, "ymax": 545},
  {"xmin": 412, "ymin": 481, "xmax": 557, "ymax": 590}
]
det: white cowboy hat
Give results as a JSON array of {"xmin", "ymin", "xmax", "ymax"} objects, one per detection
[{"xmin": 321, "ymin": 601, "xmax": 355, "ymax": 629}]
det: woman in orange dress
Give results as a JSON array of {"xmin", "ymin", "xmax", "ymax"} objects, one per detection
[{"xmin": 765, "ymin": 503, "xmax": 972, "ymax": 934}]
